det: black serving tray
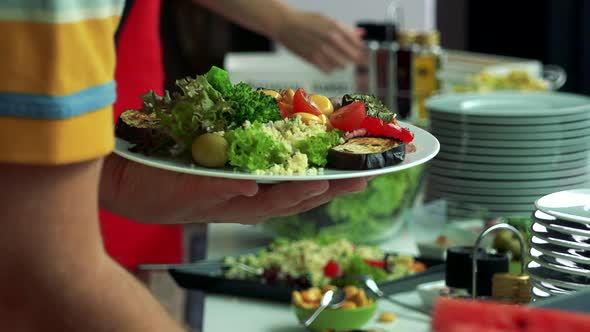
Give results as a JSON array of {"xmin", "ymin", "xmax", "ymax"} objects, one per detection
[{"xmin": 169, "ymin": 252, "xmax": 445, "ymax": 303}]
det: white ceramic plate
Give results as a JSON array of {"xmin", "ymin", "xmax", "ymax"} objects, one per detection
[
  {"xmin": 530, "ymin": 279, "xmax": 572, "ymax": 296},
  {"xmin": 430, "ymin": 158, "xmax": 589, "ymax": 173},
  {"xmin": 113, "ymin": 122, "xmax": 439, "ymax": 183},
  {"xmin": 428, "ymin": 165, "xmax": 589, "ymax": 181},
  {"xmin": 426, "ymin": 91, "xmax": 590, "ymax": 117},
  {"xmin": 530, "ymin": 225, "xmax": 590, "ymax": 251},
  {"xmin": 535, "ymin": 189, "xmax": 590, "ymax": 224},
  {"xmin": 435, "ymin": 149, "xmax": 590, "ymax": 164},
  {"xmin": 426, "ymin": 173, "xmax": 590, "ymax": 189},
  {"xmin": 430, "ymin": 117, "xmax": 590, "ymax": 133},
  {"xmin": 532, "ymin": 241, "xmax": 590, "ymax": 265},
  {"xmin": 430, "ymin": 111, "xmax": 590, "ymax": 125},
  {"xmin": 530, "ymin": 248, "xmax": 590, "ymax": 278},
  {"xmin": 431, "ymin": 127, "xmax": 590, "ymax": 140},
  {"xmin": 427, "ymin": 180, "xmax": 589, "ymax": 197},
  {"xmin": 533, "ymin": 210, "xmax": 590, "ymax": 237},
  {"xmin": 439, "ymin": 142, "xmax": 590, "ymax": 157},
  {"xmin": 435, "ymin": 134, "xmax": 590, "ymax": 149},
  {"xmin": 526, "ymin": 261, "xmax": 590, "ymax": 291}
]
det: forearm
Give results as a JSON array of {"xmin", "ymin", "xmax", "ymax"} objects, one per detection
[
  {"xmin": 192, "ymin": 0, "xmax": 293, "ymax": 40},
  {"xmin": 0, "ymin": 160, "xmax": 184, "ymax": 332}
]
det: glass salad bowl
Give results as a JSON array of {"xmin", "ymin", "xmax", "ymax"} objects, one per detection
[{"xmin": 261, "ymin": 164, "xmax": 426, "ymax": 244}]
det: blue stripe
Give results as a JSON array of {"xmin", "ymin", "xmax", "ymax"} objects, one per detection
[
  {"xmin": 0, "ymin": 81, "xmax": 116, "ymax": 120},
  {"xmin": 0, "ymin": 0, "xmax": 123, "ymax": 12}
]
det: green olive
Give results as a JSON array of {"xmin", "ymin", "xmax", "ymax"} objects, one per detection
[
  {"xmin": 493, "ymin": 230, "xmax": 513, "ymax": 252},
  {"xmin": 191, "ymin": 133, "xmax": 228, "ymax": 168}
]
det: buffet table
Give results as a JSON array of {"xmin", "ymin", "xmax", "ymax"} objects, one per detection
[{"xmin": 201, "ymin": 223, "xmax": 433, "ymax": 332}]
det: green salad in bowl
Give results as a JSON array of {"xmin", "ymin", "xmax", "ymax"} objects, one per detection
[{"xmin": 262, "ymin": 164, "xmax": 425, "ymax": 244}]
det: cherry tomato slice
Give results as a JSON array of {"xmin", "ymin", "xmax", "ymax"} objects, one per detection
[
  {"xmin": 323, "ymin": 260, "xmax": 342, "ymax": 278},
  {"xmin": 278, "ymin": 102, "xmax": 293, "ymax": 119},
  {"xmin": 363, "ymin": 259, "xmax": 385, "ymax": 269},
  {"xmin": 329, "ymin": 101, "xmax": 367, "ymax": 132},
  {"xmin": 292, "ymin": 88, "xmax": 323, "ymax": 116}
]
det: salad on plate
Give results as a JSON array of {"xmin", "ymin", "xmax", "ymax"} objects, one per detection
[
  {"xmin": 115, "ymin": 66, "xmax": 415, "ymax": 175},
  {"xmin": 222, "ymin": 238, "xmax": 426, "ymax": 289}
]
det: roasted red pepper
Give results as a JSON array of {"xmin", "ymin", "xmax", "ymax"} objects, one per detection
[{"xmin": 361, "ymin": 116, "xmax": 414, "ymax": 144}]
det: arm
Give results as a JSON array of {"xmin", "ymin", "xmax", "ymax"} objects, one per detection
[
  {"xmin": 192, "ymin": 0, "xmax": 365, "ymax": 72},
  {"xmin": 0, "ymin": 160, "xmax": 185, "ymax": 331}
]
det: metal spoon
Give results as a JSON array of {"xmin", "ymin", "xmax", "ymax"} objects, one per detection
[
  {"xmin": 304, "ymin": 288, "xmax": 346, "ymax": 327},
  {"xmin": 360, "ymin": 275, "xmax": 431, "ymax": 317}
]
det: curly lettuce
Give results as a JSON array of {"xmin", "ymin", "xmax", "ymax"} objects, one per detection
[
  {"xmin": 295, "ymin": 131, "xmax": 342, "ymax": 167},
  {"xmin": 226, "ymin": 122, "xmax": 290, "ymax": 171}
]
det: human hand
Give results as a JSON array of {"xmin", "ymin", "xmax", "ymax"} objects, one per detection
[
  {"xmin": 99, "ymin": 154, "xmax": 369, "ymax": 224},
  {"xmin": 275, "ymin": 9, "xmax": 365, "ymax": 73}
]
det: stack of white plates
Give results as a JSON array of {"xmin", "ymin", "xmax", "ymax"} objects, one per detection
[
  {"xmin": 425, "ymin": 92, "xmax": 590, "ymax": 219},
  {"xmin": 526, "ymin": 189, "xmax": 590, "ymax": 301}
]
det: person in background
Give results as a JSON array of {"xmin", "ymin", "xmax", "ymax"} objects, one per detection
[{"xmin": 0, "ymin": 1, "xmax": 367, "ymax": 331}]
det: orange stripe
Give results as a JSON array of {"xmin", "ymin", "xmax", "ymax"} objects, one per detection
[
  {"xmin": 0, "ymin": 106, "xmax": 114, "ymax": 165},
  {"xmin": 0, "ymin": 17, "xmax": 119, "ymax": 96}
]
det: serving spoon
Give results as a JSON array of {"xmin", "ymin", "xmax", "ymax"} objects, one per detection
[
  {"xmin": 303, "ymin": 288, "xmax": 346, "ymax": 327},
  {"xmin": 360, "ymin": 275, "xmax": 432, "ymax": 317}
]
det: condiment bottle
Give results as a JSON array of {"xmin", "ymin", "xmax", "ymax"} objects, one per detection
[
  {"xmin": 396, "ymin": 30, "xmax": 417, "ymax": 120},
  {"xmin": 411, "ymin": 30, "xmax": 444, "ymax": 128}
]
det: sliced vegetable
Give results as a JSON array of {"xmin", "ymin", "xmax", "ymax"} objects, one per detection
[
  {"xmin": 291, "ymin": 112, "xmax": 323, "ymax": 125},
  {"xmin": 259, "ymin": 89, "xmax": 281, "ymax": 100},
  {"xmin": 281, "ymin": 88, "xmax": 295, "ymax": 104},
  {"xmin": 361, "ymin": 116, "xmax": 414, "ymax": 144},
  {"xmin": 293, "ymin": 88, "xmax": 323, "ymax": 116},
  {"xmin": 310, "ymin": 94, "xmax": 334, "ymax": 116},
  {"xmin": 327, "ymin": 137, "xmax": 405, "ymax": 170},
  {"xmin": 364, "ymin": 259, "xmax": 385, "ymax": 269},
  {"xmin": 342, "ymin": 94, "xmax": 396, "ymax": 122},
  {"xmin": 329, "ymin": 101, "xmax": 367, "ymax": 132}
]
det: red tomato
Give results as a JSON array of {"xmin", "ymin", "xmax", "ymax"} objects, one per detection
[
  {"xmin": 363, "ymin": 259, "xmax": 385, "ymax": 269},
  {"xmin": 292, "ymin": 88, "xmax": 323, "ymax": 116},
  {"xmin": 361, "ymin": 116, "xmax": 414, "ymax": 144},
  {"xmin": 323, "ymin": 260, "xmax": 342, "ymax": 278},
  {"xmin": 329, "ymin": 101, "xmax": 367, "ymax": 132},
  {"xmin": 278, "ymin": 102, "xmax": 293, "ymax": 119}
]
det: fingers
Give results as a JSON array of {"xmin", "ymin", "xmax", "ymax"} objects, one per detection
[
  {"xmin": 210, "ymin": 180, "xmax": 330, "ymax": 222},
  {"xmin": 228, "ymin": 178, "xmax": 369, "ymax": 224},
  {"xmin": 273, "ymin": 178, "xmax": 368, "ymax": 218}
]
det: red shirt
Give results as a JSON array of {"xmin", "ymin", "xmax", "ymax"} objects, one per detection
[{"xmin": 99, "ymin": 0, "xmax": 183, "ymax": 269}]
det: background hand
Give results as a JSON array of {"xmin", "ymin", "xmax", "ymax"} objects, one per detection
[
  {"xmin": 275, "ymin": 9, "xmax": 366, "ymax": 73},
  {"xmin": 100, "ymin": 154, "xmax": 368, "ymax": 224}
]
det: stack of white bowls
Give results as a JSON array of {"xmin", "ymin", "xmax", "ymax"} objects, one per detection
[
  {"xmin": 526, "ymin": 189, "xmax": 590, "ymax": 301},
  {"xmin": 425, "ymin": 91, "xmax": 590, "ymax": 219}
]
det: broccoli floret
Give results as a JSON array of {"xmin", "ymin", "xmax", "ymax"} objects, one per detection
[{"xmin": 205, "ymin": 66, "xmax": 232, "ymax": 96}]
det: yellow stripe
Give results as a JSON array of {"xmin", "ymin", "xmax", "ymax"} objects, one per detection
[
  {"xmin": 0, "ymin": 17, "xmax": 119, "ymax": 96},
  {"xmin": 0, "ymin": 106, "xmax": 114, "ymax": 165}
]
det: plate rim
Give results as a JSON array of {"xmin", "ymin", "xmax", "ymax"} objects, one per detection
[
  {"xmin": 534, "ymin": 189, "xmax": 590, "ymax": 224},
  {"xmin": 426, "ymin": 91, "xmax": 590, "ymax": 117},
  {"xmin": 113, "ymin": 122, "xmax": 439, "ymax": 182},
  {"xmin": 526, "ymin": 262, "xmax": 590, "ymax": 290}
]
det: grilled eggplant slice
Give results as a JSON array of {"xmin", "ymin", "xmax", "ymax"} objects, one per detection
[
  {"xmin": 327, "ymin": 137, "xmax": 405, "ymax": 170},
  {"xmin": 115, "ymin": 109, "xmax": 160, "ymax": 144}
]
